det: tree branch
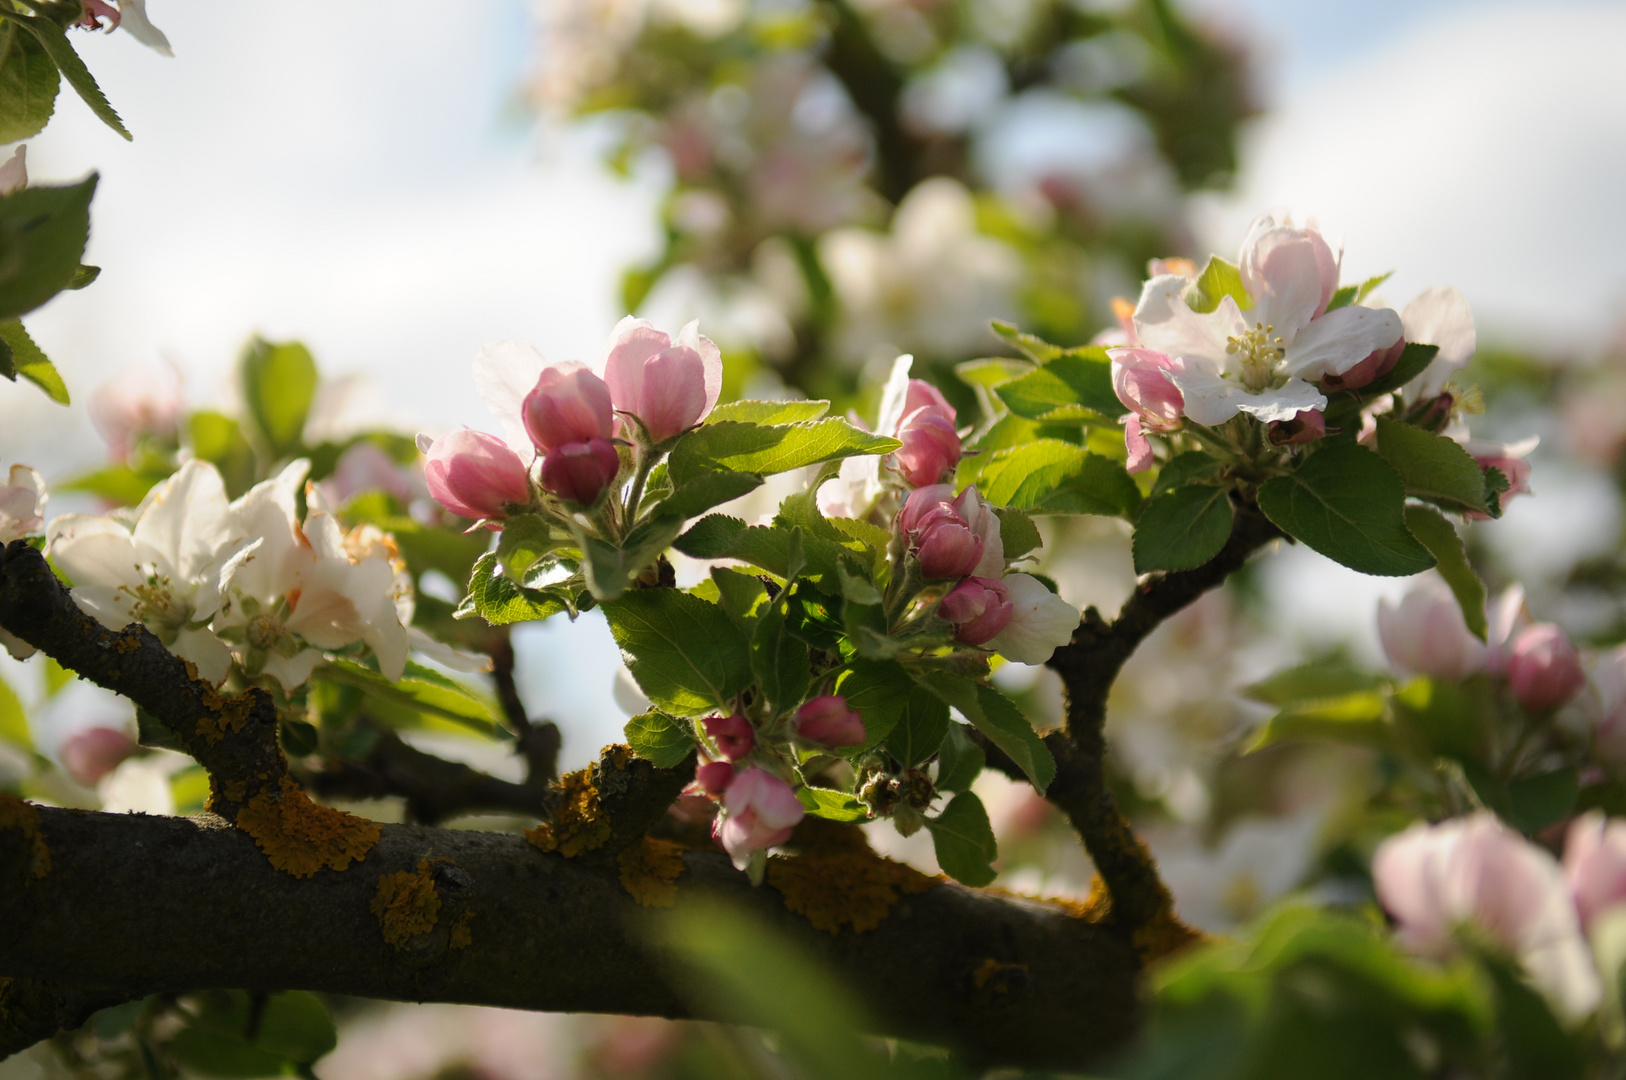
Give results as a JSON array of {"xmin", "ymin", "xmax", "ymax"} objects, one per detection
[
  {"xmin": 0, "ymin": 806, "xmax": 1143, "ymax": 1071},
  {"xmin": 1036, "ymin": 502, "xmax": 1281, "ymax": 942}
]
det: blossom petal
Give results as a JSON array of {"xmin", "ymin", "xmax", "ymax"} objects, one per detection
[
  {"xmin": 676, "ymin": 319, "xmax": 725, "ymax": 419},
  {"xmin": 1281, "ymin": 303, "xmax": 1402, "ymax": 382},
  {"xmin": 116, "ymin": 0, "xmax": 173, "ymax": 55},
  {"xmin": 1242, "ymin": 226, "xmax": 1324, "ymax": 337},
  {"xmin": 472, "ymin": 340, "xmax": 547, "ymax": 463},
  {"xmin": 130, "ymin": 460, "xmax": 234, "ymax": 583},
  {"xmin": 1131, "ymin": 276, "xmax": 1243, "ymax": 376},
  {"xmin": 988, "ymin": 573, "xmax": 1078, "ymax": 665},
  {"xmin": 261, "ymin": 648, "xmax": 327, "ymax": 691},
  {"xmin": 172, "ymin": 626, "xmax": 232, "ymax": 684},
  {"xmin": 875, "ymin": 354, "xmax": 914, "ymax": 437},
  {"xmin": 1402, "ymin": 285, "xmax": 1476, "ymax": 399}
]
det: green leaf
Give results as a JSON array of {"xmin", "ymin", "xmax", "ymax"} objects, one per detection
[
  {"xmin": 994, "ymin": 352, "xmax": 1121, "ymax": 422},
  {"xmin": 0, "ymin": 21, "xmax": 58, "ymax": 143},
  {"xmin": 1390, "ymin": 677, "xmax": 1484, "ymax": 763},
  {"xmin": 0, "ymin": 174, "xmax": 96, "ymax": 321},
  {"xmin": 797, "ymin": 786, "xmax": 870, "ymax": 822},
  {"xmin": 955, "ymin": 356, "xmax": 1031, "ymax": 390},
  {"xmin": 494, "ymin": 515, "xmax": 559, "ymax": 579},
  {"xmin": 624, "ymin": 710, "xmax": 697, "ymax": 768},
  {"xmin": 170, "ymin": 990, "xmax": 337, "ymax": 1077},
  {"xmin": 883, "ymin": 680, "xmax": 950, "ymax": 769},
  {"xmin": 1244, "ymin": 690, "xmax": 1391, "ymax": 753},
  {"xmin": 1257, "ymin": 443, "xmax": 1435, "ymax": 576},
  {"xmin": 978, "ymin": 440, "xmax": 1140, "ymax": 518},
  {"xmin": 992, "ymin": 506, "xmax": 1042, "ymax": 560},
  {"xmin": 188, "ymin": 411, "xmax": 257, "ymax": 498},
  {"xmin": 0, "ymin": 319, "xmax": 66, "ymax": 403},
  {"xmin": 602, "ymin": 589, "xmax": 753, "ymax": 715},
  {"xmin": 577, "ymin": 516, "xmax": 687, "ymax": 602},
  {"xmin": 1186, "ymin": 255, "xmax": 1251, "ymax": 313},
  {"xmin": 914, "ymin": 672, "xmax": 1054, "ymax": 793},
  {"xmin": 168, "ymin": 1027, "xmax": 294, "ymax": 1079},
  {"xmin": 751, "ymin": 586, "xmax": 812, "ymax": 716},
  {"xmin": 67, "ymin": 263, "xmax": 98, "ymax": 289},
  {"xmin": 706, "ymin": 399, "xmax": 829, "ymax": 425},
  {"xmin": 251, "ymin": 991, "xmax": 339, "ymax": 1063},
  {"xmin": 926, "ymin": 791, "xmax": 998, "ymax": 886},
  {"xmin": 12, "ymin": 14, "xmax": 129, "ymax": 140},
  {"xmin": 0, "ymin": 673, "xmax": 31, "ymax": 751},
  {"xmin": 831, "ymin": 658, "xmax": 911, "ymax": 751},
  {"xmin": 316, "ymin": 659, "xmax": 501, "ymax": 738},
  {"xmin": 1486, "ymin": 956, "xmax": 1586, "ymax": 1080},
  {"xmin": 1151, "ymin": 451, "xmax": 1222, "ymax": 497},
  {"xmin": 1505, "ymin": 769, "xmax": 1579, "ymax": 835},
  {"xmin": 935, "ymin": 723, "xmax": 984, "ymax": 793},
  {"xmin": 1324, "ymin": 271, "xmax": 1392, "ymax": 313},
  {"xmin": 1374, "ymin": 418, "xmax": 1496, "ymax": 516},
  {"xmin": 239, "ymin": 337, "xmax": 318, "ymax": 458},
  {"xmin": 1133, "ymin": 485, "xmax": 1234, "ymax": 573},
  {"xmin": 673, "ymin": 515, "xmax": 860, "ymax": 593},
  {"xmin": 1357, "ymin": 343, "xmax": 1439, "ymax": 399},
  {"xmin": 1243, "ymin": 661, "xmax": 1386, "ymax": 708},
  {"xmin": 657, "ymin": 470, "xmax": 763, "ymax": 520},
  {"xmin": 1403, "ymin": 505, "xmax": 1487, "ymax": 640},
  {"xmin": 668, "ymin": 419, "xmax": 899, "ymax": 486},
  {"xmin": 60, "ymin": 464, "xmax": 169, "ymax": 505},
  {"xmin": 710, "ymin": 566, "xmax": 768, "ymax": 624},
  {"xmin": 460, "ymin": 552, "xmax": 568, "ymax": 626},
  {"xmin": 990, "ymin": 319, "xmax": 1066, "ymax": 363}
]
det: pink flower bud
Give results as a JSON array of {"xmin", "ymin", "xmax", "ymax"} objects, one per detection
[
  {"xmin": 1108, "ymin": 347, "xmax": 1184, "ymax": 430},
  {"xmin": 1507, "ymin": 623, "xmax": 1585, "ymax": 712},
  {"xmin": 423, "ymin": 429, "xmax": 531, "ymax": 521},
  {"xmin": 893, "ymin": 406, "xmax": 960, "ymax": 487},
  {"xmin": 898, "ymin": 486, "xmax": 981, "ymax": 579},
  {"xmin": 795, "ymin": 695, "xmax": 866, "ymax": 748},
  {"xmin": 715, "ymin": 768, "xmax": 805, "ymax": 868},
  {"xmin": 940, "ymin": 576, "xmax": 1014, "ymax": 646},
  {"xmin": 1267, "ymin": 409, "xmax": 1327, "ymax": 446},
  {"xmin": 1564, "ymin": 812, "xmax": 1626, "ymax": 932},
  {"xmin": 59, "ymin": 727, "xmax": 136, "ymax": 788},
  {"xmin": 902, "ymin": 379, "xmax": 956, "ymax": 425},
  {"xmin": 1377, "ymin": 580, "xmax": 1486, "ymax": 681},
  {"xmin": 694, "ymin": 761, "xmax": 736, "ymax": 796},
  {"xmin": 952, "ymin": 485, "xmax": 1006, "ymax": 578},
  {"xmin": 1463, "ymin": 438, "xmax": 1537, "ymax": 514},
  {"xmin": 703, "ymin": 712, "xmax": 755, "ymax": 760},
  {"xmin": 1322, "ymin": 339, "xmax": 1404, "ymax": 391},
  {"xmin": 602, "ymin": 318, "xmax": 723, "ymax": 443},
  {"xmin": 539, "ymin": 438, "xmax": 621, "ymax": 504},
  {"xmin": 522, "ymin": 362, "xmax": 614, "ymax": 454}
]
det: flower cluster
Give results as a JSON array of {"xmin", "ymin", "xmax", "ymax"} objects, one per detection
[
  {"xmin": 47, "ymin": 459, "xmax": 416, "ymax": 689},
  {"xmin": 1374, "ymin": 811, "xmax": 1626, "ymax": 1023},
  {"xmin": 421, "ymin": 318, "xmax": 723, "ymax": 521}
]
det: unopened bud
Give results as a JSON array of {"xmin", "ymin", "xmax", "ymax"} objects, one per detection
[
  {"xmin": 795, "ymin": 695, "xmax": 867, "ymax": 748},
  {"xmin": 539, "ymin": 438, "xmax": 621, "ymax": 504},
  {"xmin": 423, "ymin": 429, "xmax": 531, "ymax": 520},
  {"xmin": 1507, "ymin": 623, "xmax": 1585, "ymax": 713}
]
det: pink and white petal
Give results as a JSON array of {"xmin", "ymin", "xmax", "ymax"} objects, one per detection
[
  {"xmin": 1124, "ymin": 414, "xmax": 1154, "ymax": 474},
  {"xmin": 1282, "ymin": 304, "xmax": 1403, "ymax": 381},
  {"xmin": 131, "ymin": 460, "xmax": 234, "ymax": 582},
  {"xmin": 1402, "ymin": 286, "xmax": 1476, "ymax": 399},
  {"xmin": 1372, "ymin": 822, "xmax": 1457, "ymax": 955},
  {"xmin": 676, "ymin": 319, "xmax": 725, "ymax": 418},
  {"xmin": 601, "ymin": 321, "xmax": 669, "ymax": 414},
  {"xmin": 1132, "ymin": 277, "xmax": 1241, "ymax": 374},
  {"xmin": 875, "ymin": 354, "xmax": 915, "ymax": 437},
  {"xmin": 1162, "ymin": 364, "xmax": 1249, "ymax": 426},
  {"xmin": 261, "ymin": 648, "xmax": 327, "ymax": 692},
  {"xmin": 172, "ymin": 626, "xmax": 233, "ymax": 684},
  {"xmin": 988, "ymin": 573, "xmax": 1079, "ymax": 665},
  {"xmin": 1242, "ymin": 227, "xmax": 1324, "ymax": 336},
  {"xmin": 5, "ymin": 464, "xmax": 45, "ymax": 505},
  {"xmin": 472, "ymin": 340, "xmax": 548, "ymax": 462},
  {"xmin": 1231, "ymin": 379, "xmax": 1327, "ymax": 425}
]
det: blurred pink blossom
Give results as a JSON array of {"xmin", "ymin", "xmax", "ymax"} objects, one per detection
[
  {"xmin": 716, "ymin": 768, "xmax": 804, "ymax": 869},
  {"xmin": 422, "ymin": 430, "xmax": 531, "ymax": 521},
  {"xmin": 1507, "ymin": 624, "xmax": 1585, "ymax": 713}
]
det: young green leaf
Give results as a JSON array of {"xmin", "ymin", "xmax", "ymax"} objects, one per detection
[
  {"xmin": 657, "ymin": 470, "xmax": 764, "ymax": 520},
  {"xmin": 797, "ymin": 787, "xmax": 870, "ymax": 822},
  {"xmin": 955, "ymin": 356, "xmax": 1032, "ymax": 391},
  {"xmin": 1244, "ymin": 690, "xmax": 1392, "ymax": 753},
  {"xmin": 1186, "ymin": 255, "xmax": 1251, "ymax": 314},
  {"xmin": 1257, "ymin": 443, "xmax": 1435, "ymax": 576},
  {"xmin": 1132, "ymin": 485, "xmax": 1234, "ymax": 573},
  {"xmin": 316, "ymin": 659, "xmax": 502, "ymax": 738},
  {"xmin": 751, "ymin": 586, "xmax": 813, "ymax": 716},
  {"xmin": 668, "ymin": 419, "xmax": 899, "ymax": 486},
  {"xmin": 602, "ymin": 589, "xmax": 753, "ymax": 715},
  {"xmin": 239, "ymin": 337, "xmax": 318, "ymax": 458},
  {"xmin": 979, "ymin": 440, "xmax": 1140, "ymax": 518},
  {"xmin": 990, "ymin": 319, "xmax": 1065, "ymax": 363},
  {"xmin": 0, "ymin": 673, "xmax": 31, "ymax": 751},
  {"xmin": 0, "ymin": 174, "xmax": 96, "ymax": 320},
  {"xmin": 914, "ymin": 672, "xmax": 1054, "ymax": 793},
  {"xmin": 458, "ymin": 552, "xmax": 571, "ymax": 626},
  {"xmin": 1374, "ymin": 418, "xmax": 1497, "ymax": 516},
  {"xmin": 625, "ymin": 711, "xmax": 698, "ymax": 768},
  {"xmin": 0, "ymin": 22, "xmax": 59, "ymax": 143},
  {"xmin": 673, "ymin": 515, "xmax": 861, "ymax": 593},
  {"xmin": 935, "ymin": 723, "xmax": 984, "ymax": 793},
  {"xmin": 706, "ymin": 399, "xmax": 830, "ymax": 425},
  {"xmin": 1403, "ymin": 504, "xmax": 1488, "ymax": 640},
  {"xmin": 1324, "ymin": 271, "xmax": 1393, "ymax": 313},
  {"xmin": 12, "ymin": 14, "xmax": 129, "ymax": 140},
  {"xmin": 882, "ymin": 681, "xmax": 951, "ymax": 769},
  {"xmin": 1150, "ymin": 451, "xmax": 1222, "ymax": 497},
  {"xmin": 994, "ymin": 352, "xmax": 1121, "ymax": 422},
  {"xmin": 1243, "ymin": 661, "xmax": 1387, "ymax": 708},
  {"xmin": 993, "ymin": 506, "xmax": 1043, "ymax": 560},
  {"xmin": 832, "ymin": 658, "xmax": 913, "ymax": 751},
  {"xmin": 0, "ymin": 319, "xmax": 67, "ymax": 403},
  {"xmin": 926, "ymin": 791, "xmax": 999, "ymax": 886}
]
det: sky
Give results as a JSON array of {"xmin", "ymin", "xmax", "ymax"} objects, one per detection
[{"xmin": 5, "ymin": 0, "xmax": 1626, "ymax": 766}]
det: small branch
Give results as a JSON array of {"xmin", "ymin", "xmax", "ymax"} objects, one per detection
[
  {"xmin": 487, "ymin": 630, "xmax": 561, "ymax": 784},
  {"xmin": 0, "ymin": 978, "xmax": 132, "ymax": 1059},
  {"xmin": 1037, "ymin": 503, "xmax": 1281, "ymax": 938}
]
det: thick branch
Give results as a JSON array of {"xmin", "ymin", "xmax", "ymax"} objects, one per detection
[
  {"xmin": 0, "ymin": 807, "xmax": 1141, "ymax": 1071},
  {"xmin": 1039, "ymin": 503, "xmax": 1281, "ymax": 937}
]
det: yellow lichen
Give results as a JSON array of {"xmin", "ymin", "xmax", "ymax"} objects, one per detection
[
  {"xmin": 618, "ymin": 836, "xmax": 687, "ymax": 908},
  {"xmin": 449, "ymin": 908, "xmax": 474, "ymax": 950},
  {"xmin": 113, "ymin": 632, "xmax": 142, "ymax": 654},
  {"xmin": 1133, "ymin": 908, "xmax": 1207, "ymax": 965},
  {"xmin": 604, "ymin": 744, "xmax": 633, "ymax": 770},
  {"xmin": 192, "ymin": 671, "xmax": 255, "ymax": 745},
  {"xmin": 235, "ymin": 775, "xmax": 381, "ymax": 878},
  {"xmin": 0, "ymin": 793, "xmax": 50, "ymax": 879},
  {"xmin": 766, "ymin": 819, "xmax": 936, "ymax": 934},
  {"xmin": 371, "ymin": 859, "xmax": 442, "ymax": 948},
  {"xmin": 525, "ymin": 767, "xmax": 611, "ymax": 857}
]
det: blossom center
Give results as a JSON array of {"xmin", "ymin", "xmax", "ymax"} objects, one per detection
[
  {"xmin": 1226, "ymin": 322, "xmax": 1286, "ymax": 392},
  {"xmin": 118, "ymin": 567, "xmax": 179, "ymax": 627},
  {"xmin": 247, "ymin": 613, "xmax": 285, "ymax": 650}
]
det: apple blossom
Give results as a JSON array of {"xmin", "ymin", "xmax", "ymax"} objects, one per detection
[
  {"xmin": 988, "ymin": 574, "xmax": 1080, "ymax": 665},
  {"xmin": 48, "ymin": 461, "xmax": 242, "ymax": 684},
  {"xmin": 893, "ymin": 403, "xmax": 960, "ymax": 488},
  {"xmin": 1107, "ymin": 346, "xmax": 1185, "ymax": 472},
  {"xmin": 940, "ymin": 576, "xmax": 1014, "ymax": 646},
  {"xmin": 795, "ymin": 695, "xmax": 866, "ymax": 748},
  {"xmin": 953, "ymin": 486, "xmax": 1005, "ymax": 578},
  {"xmin": 422, "ymin": 429, "xmax": 532, "ymax": 521},
  {"xmin": 539, "ymin": 439, "xmax": 621, "ymax": 504},
  {"xmin": 0, "ymin": 464, "xmax": 46, "ymax": 542},
  {"xmin": 1377, "ymin": 578, "xmax": 1486, "ymax": 681},
  {"xmin": 715, "ymin": 768, "xmax": 805, "ymax": 869},
  {"xmin": 1130, "ymin": 217, "xmax": 1403, "ymax": 426},
  {"xmin": 1266, "ymin": 409, "xmax": 1326, "ymax": 446},
  {"xmin": 703, "ymin": 712, "xmax": 755, "ymax": 760},
  {"xmin": 89, "ymin": 364, "xmax": 184, "ymax": 461},
  {"xmin": 898, "ymin": 485, "xmax": 982, "ymax": 579},
  {"xmin": 601, "ymin": 317, "xmax": 723, "ymax": 442},
  {"xmin": 1401, "ymin": 285, "xmax": 1476, "ymax": 402},
  {"xmin": 1374, "ymin": 813, "xmax": 1600, "ymax": 1022},
  {"xmin": 694, "ymin": 761, "xmax": 736, "ymax": 796},
  {"xmin": 0, "ymin": 145, "xmax": 25, "ymax": 195},
  {"xmin": 60, "ymin": 727, "xmax": 137, "ymax": 788},
  {"xmin": 322, "ymin": 441, "xmax": 415, "ymax": 506},
  {"xmin": 1321, "ymin": 338, "xmax": 1405, "ymax": 392},
  {"xmin": 522, "ymin": 362, "xmax": 615, "ymax": 454},
  {"xmin": 1461, "ymin": 436, "xmax": 1538, "ymax": 515},
  {"xmin": 1564, "ymin": 813, "xmax": 1626, "ymax": 933},
  {"xmin": 1506, "ymin": 624, "xmax": 1585, "ymax": 713}
]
